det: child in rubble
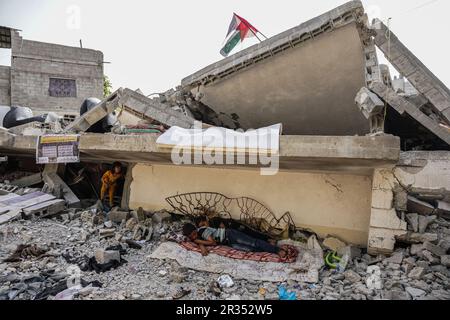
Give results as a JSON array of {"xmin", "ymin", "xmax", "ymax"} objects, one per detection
[
  {"xmin": 182, "ymin": 218, "xmax": 287, "ymax": 258},
  {"xmin": 100, "ymin": 162, "xmax": 124, "ymax": 209}
]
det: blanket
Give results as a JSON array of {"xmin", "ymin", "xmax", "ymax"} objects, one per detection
[
  {"xmin": 149, "ymin": 241, "xmax": 324, "ymax": 283},
  {"xmin": 179, "ymin": 241, "xmax": 298, "ymax": 263},
  {"xmin": 166, "ymin": 231, "xmax": 298, "ymax": 263}
]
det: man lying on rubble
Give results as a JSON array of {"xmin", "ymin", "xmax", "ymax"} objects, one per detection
[
  {"xmin": 100, "ymin": 162, "xmax": 123, "ymax": 209},
  {"xmin": 182, "ymin": 220, "xmax": 287, "ymax": 258}
]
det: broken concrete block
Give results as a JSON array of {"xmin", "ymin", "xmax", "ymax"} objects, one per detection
[
  {"xmin": 422, "ymin": 251, "xmax": 440, "ymax": 265},
  {"xmin": 407, "ymin": 196, "xmax": 435, "ymax": 216},
  {"xmin": 438, "ymin": 240, "xmax": 450, "ymax": 252},
  {"xmin": 370, "ymin": 208, "xmax": 407, "ymax": 230},
  {"xmin": 408, "ymin": 267, "xmax": 425, "ymax": 280},
  {"xmin": 393, "ymin": 186, "xmax": 408, "ymax": 212},
  {"xmin": 131, "ymin": 207, "xmax": 146, "ymax": 222},
  {"xmin": 108, "ymin": 208, "xmax": 130, "ymax": 223},
  {"xmin": 406, "ymin": 213, "xmax": 419, "ymax": 232},
  {"xmin": 410, "ymin": 244, "xmax": 424, "ymax": 256},
  {"xmin": 94, "ymin": 249, "xmax": 120, "ymax": 265},
  {"xmin": 422, "ymin": 242, "xmax": 446, "ymax": 257},
  {"xmin": 368, "ymin": 228, "xmax": 407, "ymax": 255},
  {"xmin": 436, "ymin": 201, "xmax": 450, "ymax": 217},
  {"xmin": 397, "ymin": 232, "xmax": 438, "ymax": 244},
  {"xmin": 344, "ymin": 270, "xmax": 361, "ymax": 283},
  {"xmin": 384, "ymin": 251, "xmax": 404, "ymax": 265},
  {"xmin": 323, "ymin": 237, "xmax": 346, "ymax": 252},
  {"xmin": 98, "ymin": 228, "xmax": 116, "ymax": 239},
  {"xmin": 405, "ymin": 287, "xmax": 426, "ymax": 298},
  {"xmin": 418, "ymin": 215, "xmax": 437, "ymax": 234},
  {"xmin": 355, "ymin": 87, "xmax": 385, "ymax": 119},
  {"xmin": 440, "ymin": 256, "xmax": 450, "ymax": 267},
  {"xmin": 151, "ymin": 210, "xmax": 172, "ymax": 224},
  {"xmin": 125, "ymin": 218, "xmax": 138, "ymax": 231}
]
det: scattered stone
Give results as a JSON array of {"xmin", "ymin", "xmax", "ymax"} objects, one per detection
[
  {"xmin": 344, "ymin": 270, "xmax": 361, "ymax": 283},
  {"xmin": 323, "ymin": 237, "xmax": 346, "ymax": 252},
  {"xmin": 406, "ymin": 213, "xmax": 419, "ymax": 232},
  {"xmin": 104, "ymin": 221, "xmax": 113, "ymax": 228},
  {"xmin": 151, "ymin": 210, "xmax": 172, "ymax": 224},
  {"xmin": 410, "ymin": 244, "xmax": 423, "ymax": 255},
  {"xmin": 384, "ymin": 251, "xmax": 404, "ymax": 264},
  {"xmin": 94, "ymin": 249, "xmax": 120, "ymax": 265},
  {"xmin": 170, "ymin": 272, "xmax": 186, "ymax": 283},
  {"xmin": 440, "ymin": 255, "xmax": 450, "ymax": 267},
  {"xmin": 158, "ymin": 270, "xmax": 167, "ymax": 277},
  {"xmin": 366, "ymin": 266, "xmax": 383, "ymax": 290},
  {"xmin": 397, "ymin": 232, "xmax": 439, "ymax": 244},
  {"xmin": 405, "ymin": 287, "xmax": 426, "ymax": 298},
  {"xmin": 423, "ymin": 242, "xmax": 446, "ymax": 257},
  {"xmin": 131, "ymin": 207, "xmax": 146, "ymax": 222},
  {"xmin": 422, "ymin": 251, "xmax": 440, "ymax": 265},
  {"xmin": 125, "ymin": 218, "xmax": 138, "ymax": 231},
  {"xmin": 418, "ymin": 216, "xmax": 437, "ymax": 234},
  {"xmin": 385, "ymin": 290, "xmax": 411, "ymax": 300},
  {"xmin": 99, "ymin": 228, "xmax": 116, "ymax": 239},
  {"xmin": 109, "ymin": 209, "xmax": 130, "ymax": 223},
  {"xmin": 408, "ymin": 267, "xmax": 425, "ymax": 280}
]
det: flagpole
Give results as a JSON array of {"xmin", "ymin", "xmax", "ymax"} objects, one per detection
[
  {"xmin": 241, "ymin": 18, "xmax": 267, "ymax": 42},
  {"xmin": 259, "ymin": 32, "xmax": 269, "ymax": 40}
]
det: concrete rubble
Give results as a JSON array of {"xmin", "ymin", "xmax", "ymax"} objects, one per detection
[{"xmin": 0, "ymin": 0, "xmax": 450, "ymax": 300}]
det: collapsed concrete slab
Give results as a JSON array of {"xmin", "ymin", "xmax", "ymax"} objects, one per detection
[
  {"xmin": 180, "ymin": 1, "xmax": 379, "ymax": 136},
  {"xmin": 64, "ymin": 88, "xmax": 196, "ymax": 133},
  {"xmin": 372, "ymin": 19, "xmax": 450, "ymax": 124},
  {"xmin": 42, "ymin": 164, "xmax": 80, "ymax": 208},
  {"xmin": 369, "ymin": 82, "xmax": 450, "ymax": 146}
]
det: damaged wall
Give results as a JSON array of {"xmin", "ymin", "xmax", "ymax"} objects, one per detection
[
  {"xmin": 8, "ymin": 29, "xmax": 103, "ymax": 114},
  {"xmin": 0, "ymin": 65, "xmax": 10, "ymax": 105},
  {"xmin": 128, "ymin": 164, "xmax": 373, "ymax": 245},
  {"xmin": 367, "ymin": 152, "xmax": 450, "ymax": 254},
  {"xmin": 190, "ymin": 23, "xmax": 369, "ymax": 136}
]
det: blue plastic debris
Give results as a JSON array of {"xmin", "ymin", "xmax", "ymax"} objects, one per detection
[{"xmin": 278, "ymin": 286, "xmax": 297, "ymax": 300}]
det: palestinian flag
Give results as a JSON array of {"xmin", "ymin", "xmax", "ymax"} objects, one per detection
[{"xmin": 220, "ymin": 13, "xmax": 260, "ymax": 57}]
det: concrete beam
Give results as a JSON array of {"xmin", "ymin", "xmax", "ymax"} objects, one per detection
[
  {"xmin": 11, "ymin": 172, "xmax": 42, "ymax": 188},
  {"xmin": 120, "ymin": 163, "xmax": 135, "ymax": 210},
  {"xmin": 63, "ymin": 89, "xmax": 122, "ymax": 133},
  {"xmin": 64, "ymin": 88, "xmax": 196, "ymax": 134},
  {"xmin": 369, "ymin": 82, "xmax": 450, "ymax": 146},
  {"xmin": 373, "ymin": 19, "xmax": 450, "ymax": 124},
  {"xmin": 43, "ymin": 171, "xmax": 80, "ymax": 207},
  {"xmin": 120, "ymin": 88, "xmax": 196, "ymax": 129},
  {"xmin": 1, "ymin": 133, "xmax": 400, "ymax": 174}
]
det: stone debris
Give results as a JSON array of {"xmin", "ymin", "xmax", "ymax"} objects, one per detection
[
  {"xmin": 323, "ymin": 237, "xmax": 347, "ymax": 252},
  {"xmin": 0, "ymin": 0, "xmax": 449, "ymax": 302}
]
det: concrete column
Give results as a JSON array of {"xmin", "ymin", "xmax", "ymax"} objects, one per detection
[{"xmin": 367, "ymin": 168, "xmax": 407, "ymax": 255}]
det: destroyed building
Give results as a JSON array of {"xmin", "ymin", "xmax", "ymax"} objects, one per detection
[{"xmin": 0, "ymin": 0, "xmax": 450, "ymax": 300}]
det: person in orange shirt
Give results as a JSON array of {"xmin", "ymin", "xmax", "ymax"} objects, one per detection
[{"xmin": 100, "ymin": 162, "xmax": 123, "ymax": 208}]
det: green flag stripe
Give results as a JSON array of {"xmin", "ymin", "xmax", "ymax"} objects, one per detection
[{"xmin": 220, "ymin": 31, "xmax": 241, "ymax": 57}]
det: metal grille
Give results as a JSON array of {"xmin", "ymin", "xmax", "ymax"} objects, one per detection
[
  {"xmin": 166, "ymin": 192, "xmax": 296, "ymax": 238},
  {"xmin": 49, "ymin": 78, "xmax": 77, "ymax": 97}
]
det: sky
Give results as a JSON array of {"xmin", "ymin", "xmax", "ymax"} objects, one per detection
[{"xmin": 0, "ymin": 0, "xmax": 449, "ymax": 95}]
